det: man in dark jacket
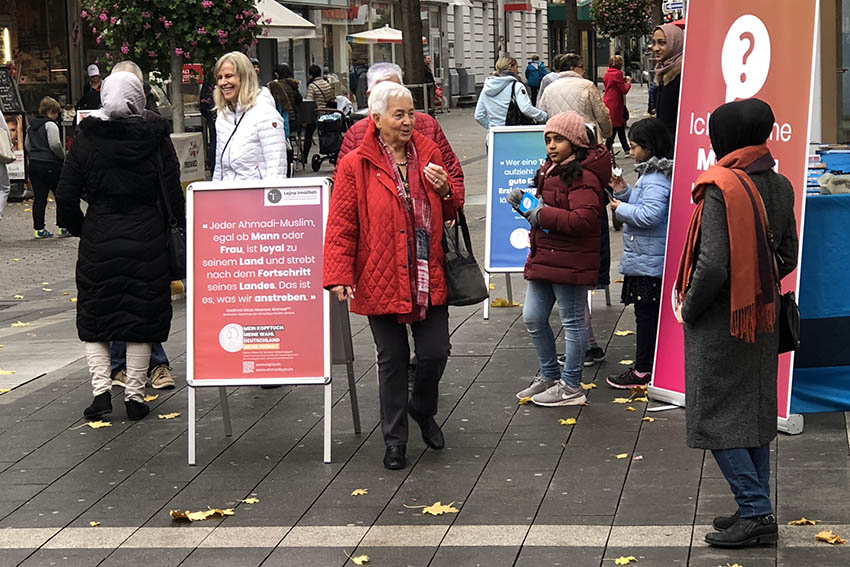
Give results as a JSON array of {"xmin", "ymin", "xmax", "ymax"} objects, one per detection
[{"xmin": 76, "ymin": 64, "xmax": 103, "ymax": 110}]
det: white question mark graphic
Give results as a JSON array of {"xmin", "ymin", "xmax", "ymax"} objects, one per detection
[{"xmin": 721, "ymin": 15, "xmax": 771, "ymax": 103}]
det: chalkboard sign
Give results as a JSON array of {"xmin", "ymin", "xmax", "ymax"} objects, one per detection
[{"xmin": 0, "ymin": 67, "xmax": 24, "ymax": 114}]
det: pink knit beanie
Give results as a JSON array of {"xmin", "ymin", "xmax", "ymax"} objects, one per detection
[{"xmin": 544, "ymin": 111, "xmax": 590, "ymax": 148}]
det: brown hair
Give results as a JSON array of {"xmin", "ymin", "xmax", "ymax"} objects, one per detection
[
  {"xmin": 609, "ymin": 55, "xmax": 624, "ymax": 69},
  {"xmin": 38, "ymin": 96, "xmax": 61, "ymax": 117}
]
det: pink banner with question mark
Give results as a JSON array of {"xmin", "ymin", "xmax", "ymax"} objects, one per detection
[{"xmin": 650, "ymin": 0, "xmax": 818, "ymax": 421}]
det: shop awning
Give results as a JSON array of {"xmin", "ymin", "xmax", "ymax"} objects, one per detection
[
  {"xmin": 346, "ymin": 25, "xmax": 427, "ymax": 45},
  {"xmin": 258, "ymin": 0, "xmax": 320, "ymax": 41},
  {"xmin": 423, "ymin": 0, "xmax": 474, "ymax": 8}
]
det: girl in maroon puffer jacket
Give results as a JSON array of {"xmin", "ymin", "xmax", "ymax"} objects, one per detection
[{"xmin": 507, "ymin": 111, "xmax": 611, "ymax": 407}]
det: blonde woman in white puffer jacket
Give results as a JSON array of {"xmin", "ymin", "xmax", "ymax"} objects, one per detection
[{"xmin": 213, "ymin": 51, "xmax": 287, "ymax": 181}]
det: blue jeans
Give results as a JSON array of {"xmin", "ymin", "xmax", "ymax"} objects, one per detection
[
  {"xmin": 110, "ymin": 342, "xmax": 169, "ymax": 378},
  {"xmin": 523, "ymin": 280, "xmax": 589, "ymax": 388},
  {"xmin": 711, "ymin": 444, "xmax": 773, "ymax": 518}
]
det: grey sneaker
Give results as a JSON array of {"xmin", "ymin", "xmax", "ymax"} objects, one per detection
[
  {"xmin": 150, "ymin": 364, "xmax": 176, "ymax": 390},
  {"xmin": 531, "ymin": 382, "xmax": 587, "ymax": 407},
  {"xmin": 516, "ymin": 377, "xmax": 554, "ymax": 400},
  {"xmin": 111, "ymin": 369, "xmax": 127, "ymax": 388}
]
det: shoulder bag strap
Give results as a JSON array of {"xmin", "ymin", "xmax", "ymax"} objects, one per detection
[
  {"xmin": 153, "ymin": 147, "xmax": 178, "ymax": 227},
  {"xmin": 217, "ymin": 110, "xmax": 246, "ymax": 178}
]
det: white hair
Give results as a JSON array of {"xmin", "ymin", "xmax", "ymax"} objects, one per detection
[
  {"xmin": 112, "ymin": 61, "xmax": 144, "ymax": 82},
  {"xmin": 368, "ymin": 81, "xmax": 413, "ymax": 117},
  {"xmin": 366, "ymin": 62, "xmax": 403, "ymax": 92}
]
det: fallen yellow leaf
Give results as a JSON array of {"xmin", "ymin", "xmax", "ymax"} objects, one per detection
[
  {"xmin": 63, "ymin": 291, "xmax": 70, "ymax": 295},
  {"xmin": 41, "ymin": 282, "xmax": 49, "ymax": 285},
  {"xmin": 42, "ymin": 288, "xmax": 53, "ymax": 292},
  {"xmin": 517, "ymin": 396, "xmax": 532, "ymax": 405},
  {"xmin": 788, "ymin": 517, "xmax": 819, "ymax": 526},
  {"xmin": 626, "ymin": 406, "xmax": 636, "ymax": 412},
  {"xmin": 239, "ymin": 497, "xmax": 259, "ymax": 504},
  {"xmin": 0, "ymin": 369, "xmax": 16, "ymax": 375},
  {"xmin": 170, "ymin": 508, "xmax": 235, "ymax": 522},
  {"xmin": 633, "ymin": 396, "xmax": 649, "ymax": 403},
  {"xmin": 580, "ymin": 382, "xmax": 597, "ymax": 390},
  {"xmin": 723, "ymin": 563, "xmax": 743, "ymax": 567},
  {"xmin": 630, "ymin": 385, "xmax": 649, "ymax": 395},
  {"xmin": 614, "ymin": 556, "xmax": 638, "ymax": 565},
  {"xmin": 10, "ymin": 258, "xmax": 21, "ymax": 262},
  {"xmin": 612, "ymin": 398, "xmax": 631, "ymax": 404},
  {"xmin": 89, "ymin": 521, "xmax": 100, "ymax": 527},
  {"xmin": 72, "ymin": 420, "xmax": 112, "ymax": 429},
  {"xmin": 70, "ymin": 297, "xmax": 78, "ymax": 302},
  {"xmin": 0, "ymin": 389, "xmax": 10, "ymax": 394},
  {"xmin": 422, "ymin": 501, "xmax": 459, "ymax": 516},
  {"xmin": 488, "ymin": 283, "xmax": 495, "ymax": 290},
  {"xmin": 615, "ymin": 453, "xmax": 629, "ymax": 459},
  {"xmin": 351, "ymin": 554, "xmax": 370, "ymax": 565},
  {"xmin": 618, "ymin": 359, "xmax": 634, "ymax": 365},
  {"xmin": 559, "ymin": 418, "xmax": 577, "ymax": 426},
  {"xmin": 815, "ymin": 530, "xmax": 846, "ymax": 545},
  {"xmin": 158, "ymin": 412, "xmax": 181, "ymax": 420},
  {"xmin": 613, "ymin": 330, "xmax": 635, "ymax": 336},
  {"xmin": 490, "ymin": 297, "xmax": 520, "ymax": 307},
  {"xmin": 13, "ymin": 295, "xmax": 23, "ymax": 299},
  {"xmin": 641, "ymin": 417, "xmax": 655, "ymax": 422},
  {"xmin": 11, "ymin": 321, "xmax": 30, "ymax": 327},
  {"xmin": 614, "ymin": 278, "xmax": 624, "ymax": 283},
  {"xmin": 23, "ymin": 208, "xmax": 31, "ymax": 212},
  {"xmin": 351, "ymin": 489, "xmax": 369, "ymax": 496},
  {"xmin": 143, "ymin": 394, "xmax": 159, "ymax": 402}
]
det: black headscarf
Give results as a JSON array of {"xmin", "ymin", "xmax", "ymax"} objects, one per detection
[{"xmin": 709, "ymin": 98, "xmax": 775, "ymax": 159}]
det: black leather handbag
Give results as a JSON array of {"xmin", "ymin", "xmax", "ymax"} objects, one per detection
[
  {"xmin": 505, "ymin": 81, "xmax": 536, "ymax": 126},
  {"xmin": 777, "ymin": 290, "xmax": 800, "ymax": 354},
  {"xmin": 442, "ymin": 209, "xmax": 488, "ymax": 306},
  {"xmin": 154, "ymin": 150, "xmax": 186, "ymax": 280}
]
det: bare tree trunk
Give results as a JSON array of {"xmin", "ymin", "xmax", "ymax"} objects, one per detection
[
  {"xmin": 565, "ymin": 0, "xmax": 579, "ymax": 54},
  {"xmin": 399, "ymin": 0, "xmax": 426, "ymax": 109},
  {"xmin": 170, "ymin": 40, "xmax": 185, "ymax": 134},
  {"xmin": 651, "ymin": 0, "xmax": 664, "ymax": 27}
]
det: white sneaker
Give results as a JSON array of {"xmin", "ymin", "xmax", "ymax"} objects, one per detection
[
  {"xmin": 531, "ymin": 382, "xmax": 587, "ymax": 407},
  {"xmin": 516, "ymin": 377, "xmax": 555, "ymax": 400}
]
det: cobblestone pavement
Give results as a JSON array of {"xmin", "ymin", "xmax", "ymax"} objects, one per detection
[{"xmin": 1, "ymin": 90, "xmax": 848, "ymax": 566}]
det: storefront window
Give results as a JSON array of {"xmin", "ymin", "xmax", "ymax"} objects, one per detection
[{"xmin": 1, "ymin": 0, "xmax": 70, "ymax": 111}]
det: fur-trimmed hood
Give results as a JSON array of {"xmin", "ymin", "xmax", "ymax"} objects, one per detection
[{"xmin": 635, "ymin": 156, "xmax": 674, "ymax": 179}]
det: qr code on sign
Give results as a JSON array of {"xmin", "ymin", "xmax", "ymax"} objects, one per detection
[{"xmin": 242, "ymin": 361, "xmax": 255, "ymax": 374}]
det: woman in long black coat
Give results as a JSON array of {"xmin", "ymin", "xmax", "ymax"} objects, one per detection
[
  {"xmin": 675, "ymin": 99, "xmax": 798, "ymax": 549},
  {"xmin": 57, "ymin": 71, "xmax": 184, "ymax": 422}
]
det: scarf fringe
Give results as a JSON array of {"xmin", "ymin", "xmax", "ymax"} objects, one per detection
[{"xmin": 730, "ymin": 302, "xmax": 776, "ymax": 343}]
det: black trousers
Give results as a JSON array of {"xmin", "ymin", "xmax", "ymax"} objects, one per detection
[
  {"xmin": 29, "ymin": 161, "xmax": 64, "ymax": 231},
  {"xmin": 302, "ymin": 121, "xmax": 317, "ymax": 163},
  {"xmin": 634, "ymin": 301, "xmax": 660, "ymax": 373},
  {"xmin": 530, "ymin": 85, "xmax": 540, "ymax": 105},
  {"xmin": 368, "ymin": 305, "xmax": 450, "ymax": 446},
  {"xmin": 606, "ymin": 126, "xmax": 629, "ymax": 155}
]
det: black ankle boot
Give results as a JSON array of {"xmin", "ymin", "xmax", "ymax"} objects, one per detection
[
  {"xmin": 713, "ymin": 510, "xmax": 740, "ymax": 530},
  {"xmin": 125, "ymin": 399, "xmax": 150, "ymax": 421},
  {"xmin": 84, "ymin": 392, "xmax": 112, "ymax": 419},
  {"xmin": 410, "ymin": 410, "xmax": 445, "ymax": 450},
  {"xmin": 705, "ymin": 514, "xmax": 778, "ymax": 548}
]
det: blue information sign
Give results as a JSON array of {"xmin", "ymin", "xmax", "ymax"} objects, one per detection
[{"xmin": 485, "ymin": 126, "xmax": 546, "ymax": 272}]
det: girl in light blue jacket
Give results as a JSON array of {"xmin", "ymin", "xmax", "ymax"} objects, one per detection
[{"xmin": 606, "ymin": 118, "xmax": 673, "ymax": 389}]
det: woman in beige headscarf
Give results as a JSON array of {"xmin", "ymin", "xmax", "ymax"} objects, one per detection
[
  {"xmin": 57, "ymin": 72, "xmax": 185, "ymax": 422},
  {"xmin": 652, "ymin": 23, "xmax": 684, "ymax": 140}
]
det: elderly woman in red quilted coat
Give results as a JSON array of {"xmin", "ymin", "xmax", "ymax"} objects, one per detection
[{"xmin": 324, "ymin": 82, "xmax": 461, "ymax": 470}]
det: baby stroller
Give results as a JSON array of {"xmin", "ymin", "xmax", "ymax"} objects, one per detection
[{"xmin": 310, "ymin": 108, "xmax": 348, "ymax": 172}]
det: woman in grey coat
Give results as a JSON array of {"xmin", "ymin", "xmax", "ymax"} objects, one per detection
[{"xmin": 674, "ymin": 99, "xmax": 798, "ymax": 548}]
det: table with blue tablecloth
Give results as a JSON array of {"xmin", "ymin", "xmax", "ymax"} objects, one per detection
[{"xmin": 790, "ymin": 193, "xmax": 850, "ymax": 413}]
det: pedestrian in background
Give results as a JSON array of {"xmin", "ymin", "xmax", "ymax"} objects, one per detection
[
  {"xmin": 76, "ymin": 64, "xmax": 103, "ymax": 110},
  {"xmin": 525, "ymin": 54, "xmax": 547, "ymax": 105},
  {"xmin": 652, "ymin": 23, "xmax": 683, "ymax": 140},
  {"xmin": 606, "ymin": 117, "xmax": 673, "ymax": 389},
  {"xmin": 474, "ymin": 56, "xmax": 547, "ymax": 130},
  {"xmin": 509, "ymin": 112, "xmax": 610, "ymax": 407},
  {"xmin": 302, "ymin": 64, "xmax": 335, "ymax": 166},
  {"xmin": 0, "ymin": 108, "xmax": 10, "ymax": 235},
  {"xmin": 213, "ymin": 51, "xmax": 287, "ymax": 181},
  {"xmin": 537, "ymin": 53, "xmax": 612, "ymax": 142},
  {"xmin": 675, "ymin": 99, "xmax": 798, "ymax": 548},
  {"xmin": 56, "ymin": 71, "xmax": 185, "ymax": 421},
  {"xmin": 538, "ymin": 54, "xmax": 564, "ymax": 99},
  {"xmin": 602, "ymin": 55, "xmax": 631, "ymax": 156},
  {"xmin": 336, "ymin": 63, "xmax": 465, "ymax": 207},
  {"xmin": 25, "ymin": 96, "xmax": 70, "ymax": 239},
  {"xmin": 323, "ymin": 82, "xmax": 460, "ymax": 470}
]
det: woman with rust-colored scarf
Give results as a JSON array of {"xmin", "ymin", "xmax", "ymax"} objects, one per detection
[{"xmin": 674, "ymin": 99, "xmax": 798, "ymax": 549}]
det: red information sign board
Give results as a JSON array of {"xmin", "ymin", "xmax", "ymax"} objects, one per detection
[
  {"xmin": 187, "ymin": 180, "xmax": 330, "ymax": 386},
  {"xmin": 650, "ymin": 0, "xmax": 817, "ymax": 430}
]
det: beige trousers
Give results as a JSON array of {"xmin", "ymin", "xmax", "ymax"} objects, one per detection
[{"xmin": 87, "ymin": 341, "xmax": 151, "ymax": 402}]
